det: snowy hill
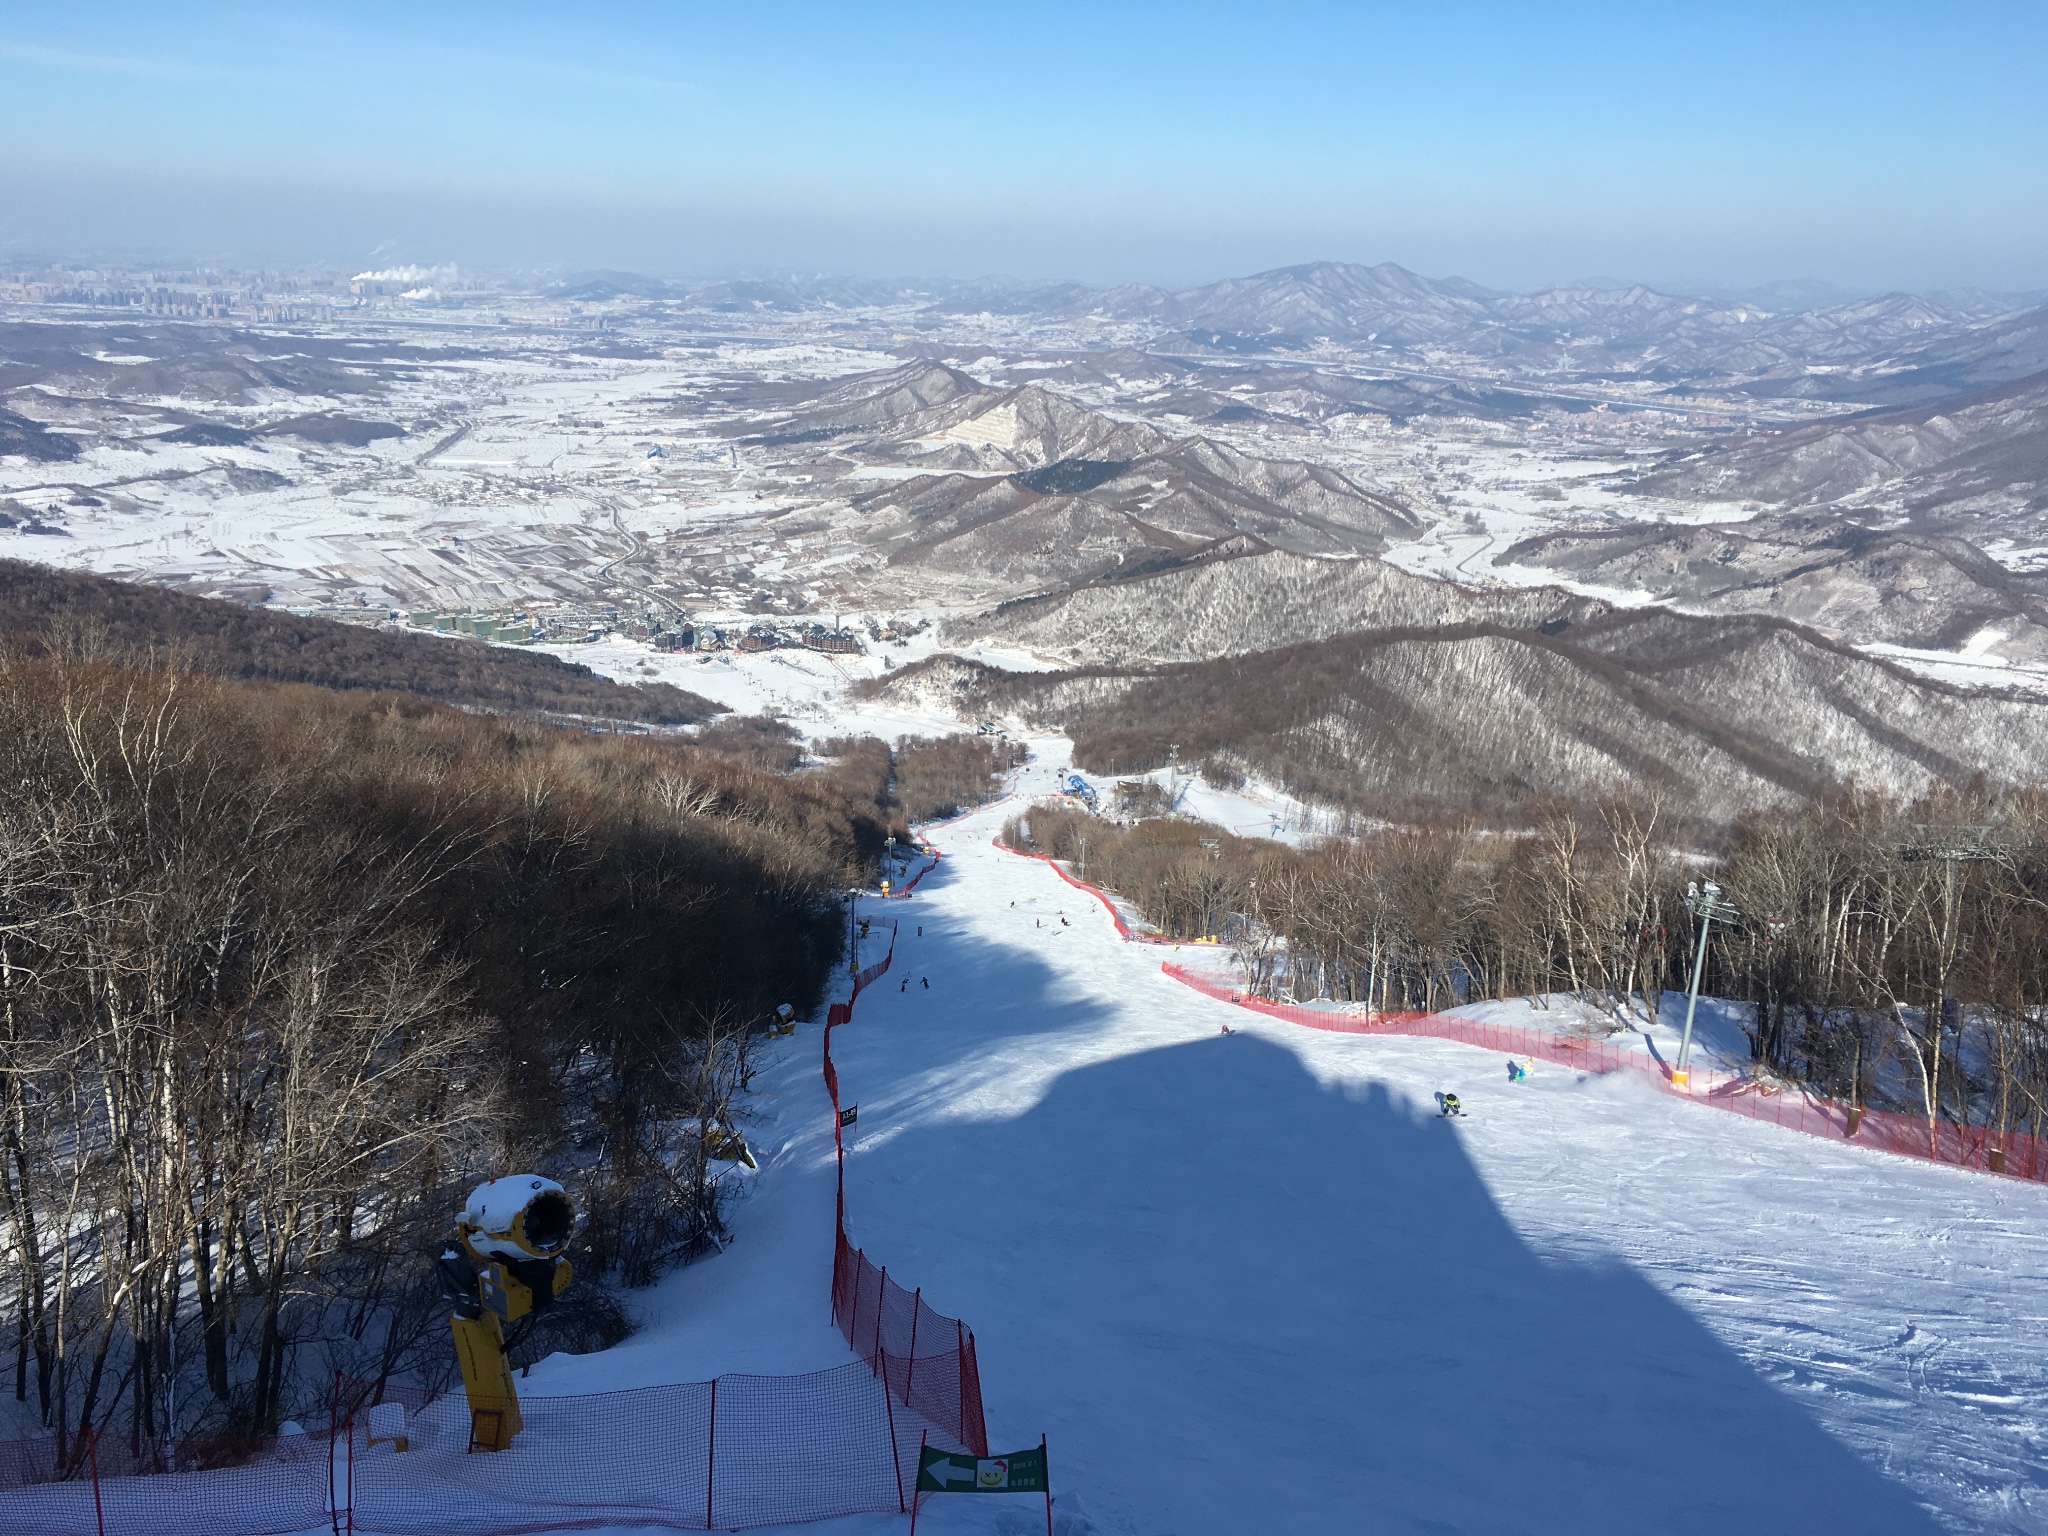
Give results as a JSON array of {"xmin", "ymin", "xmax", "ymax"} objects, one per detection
[
  {"xmin": 875, "ymin": 610, "xmax": 2048, "ymax": 826},
  {"xmin": 951, "ymin": 549, "xmax": 1606, "ymax": 666},
  {"xmin": 1499, "ymin": 516, "xmax": 2048, "ymax": 660},
  {"xmin": 1636, "ymin": 367, "xmax": 2048, "ymax": 539}
]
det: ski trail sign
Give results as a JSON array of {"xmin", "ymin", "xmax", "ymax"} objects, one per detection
[
  {"xmin": 909, "ymin": 1432, "xmax": 1052, "ymax": 1535},
  {"xmin": 917, "ymin": 1444, "xmax": 1046, "ymax": 1491}
]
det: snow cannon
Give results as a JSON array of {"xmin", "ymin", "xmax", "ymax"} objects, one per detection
[{"xmin": 438, "ymin": 1175, "xmax": 577, "ymax": 1452}]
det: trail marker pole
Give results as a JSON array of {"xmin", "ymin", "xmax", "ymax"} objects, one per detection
[{"xmin": 907, "ymin": 1431, "xmax": 928, "ymax": 1536}]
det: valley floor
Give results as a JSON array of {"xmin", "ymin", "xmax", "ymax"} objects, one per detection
[{"xmin": 511, "ymin": 790, "xmax": 2048, "ymax": 1536}]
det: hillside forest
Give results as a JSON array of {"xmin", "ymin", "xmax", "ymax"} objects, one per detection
[{"xmin": 0, "ymin": 645, "xmax": 1014, "ymax": 1453}]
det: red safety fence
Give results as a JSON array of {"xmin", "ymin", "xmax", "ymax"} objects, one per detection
[
  {"xmin": 2, "ymin": 856, "xmax": 992, "ymax": 1536},
  {"xmin": 1161, "ymin": 961, "xmax": 2048, "ymax": 1184},
  {"xmin": 831, "ymin": 1241, "xmax": 988, "ymax": 1459},
  {"xmin": 1669, "ymin": 1065, "xmax": 2047, "ymax": 1179},
  {"xmin": 0, "ymin": 1363, "xmax": 941, "ymax": 1536},
  {"xmin": 995, "ymin": 838, "xmax": 1132, "ymax": 937},
  {"xmin": 995, "ymin": 834, "xmax": 2048, "ymax": 1186},
  {"xmin": 344, "ymin": 1367, "xmax": 930, "ymax": 1535},
  {"xmin": 885, "ymin": 846, "xmax": 942, "ymax": 897},
  {"xmin": 1163, "ymin": 964, "xmax": 1647, "ymax": 1073},
  {"xmin": 821, "ymin": 909, "xmax": 990, "ymax": 1457},
  {"xmin": 0, "ymin": 1428, "xmax": 334, "ymax": 1536}
]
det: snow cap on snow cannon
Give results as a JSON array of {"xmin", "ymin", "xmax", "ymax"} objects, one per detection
[{"xmin": 458, "ymin": 1174, "xmax": 577, "ymax": 1267}]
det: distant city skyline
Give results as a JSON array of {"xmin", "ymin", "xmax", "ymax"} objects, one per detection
[{"xmin": 3, "ymin": 2, "xmax": 2044, "ymax": 295}]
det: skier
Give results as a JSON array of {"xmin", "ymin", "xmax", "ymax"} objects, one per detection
[
  {"xmin": 1435, "ymin": 1091, "xmax": 1463, "ymax": 1117},
  {"xmin": 1060, "ymin": 916, "xmax": 1069, "ymax": 926},
  {"xmin": 921, "ymin": 977, "xmax": 929, "ymax": 989}
]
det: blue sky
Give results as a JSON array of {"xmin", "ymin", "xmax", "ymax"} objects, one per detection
[{"xmin": 2, "ymin": 2, "xmax": 2044, "ymax": 292}]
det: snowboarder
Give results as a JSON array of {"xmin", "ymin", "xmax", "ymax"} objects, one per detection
[
  {"xmin": 1435, "ymin": 1092, "xmax": 1463, "ymax": 1117},
  {"xmin": 1505, "ymin": 1058, "xmax": 1527, "ymax": 1083},
  {"xmin": 1060, "ymin": 916, "xmax": 1069, "ymax": 926},
  {"xmin": 921, "ymin": 977, "xmax": 929, "ymax": 989},
  {"xmin": 917, "ymin": 926, "xmax": 922, "ymax": 936}
]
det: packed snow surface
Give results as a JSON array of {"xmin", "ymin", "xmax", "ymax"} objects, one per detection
[{"xmin": 497, "ymin": 791, "xmax": 2048, "ymax": 1536}]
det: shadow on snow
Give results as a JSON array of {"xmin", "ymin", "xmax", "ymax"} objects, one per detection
[{"xmin": 846, "ymin": 1019, "xmax": 1943, "ymax": 1536}]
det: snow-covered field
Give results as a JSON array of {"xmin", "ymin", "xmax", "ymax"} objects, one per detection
[{"xmin": 493, "ymin": 791, "xmax": 2048, "ymax": 1536}]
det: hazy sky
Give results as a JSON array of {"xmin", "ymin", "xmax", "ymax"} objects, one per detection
[{"xmin": 3, "ymin": 1, "xmax": 2045, "ymax": 294}]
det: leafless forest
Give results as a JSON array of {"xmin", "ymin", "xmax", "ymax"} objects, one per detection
[
  {"xmin": 887, "ymin": 734, "xmax": 1029, "ymax": 822},
  {"xmin": 0, "ymin": 560, "xmax": 723, "ymax": 724},
  {"xmin": 0, "ymin": 652, "xmax": 937, "ymax": 1450}
]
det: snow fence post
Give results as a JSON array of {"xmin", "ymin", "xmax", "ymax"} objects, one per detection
[
  {"xmin": 907, "ymin": 1430, "xmax": 927, "ymax": 1536},
  {"xmin": 704, "ymin": 1377, "xmax": 717, "ymax": 1530},
  {"xmin": 872, "ymin": 1266, "xmax": 888, "ymax": 1362},
  {"xmin": 904, "ymin": 1288, "xmax": 921, "ymax": 1404},
  {"xmin": 328, "ymin": 1376, "xmax": 340, "ymax": 1536},
  {"xmin": 1043, "ymin": 1434, "xmax": 1053, "ymax": 1536},
  {"xmin": 883, "ymin": 1359, "xmax": 904, "ymax": 1513},
  {"xmin": 955, "ymin": 1320, "xmax": 967, "ymax": 1441}
]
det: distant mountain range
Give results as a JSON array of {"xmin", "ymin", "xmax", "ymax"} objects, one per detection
[{"xmin": 641, "ymin": 261, "xmax": 2048, "ymax": 405}]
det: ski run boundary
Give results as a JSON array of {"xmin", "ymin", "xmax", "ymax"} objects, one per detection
[{"xmin": 993, "ymin": 835, "xmax": 2048, "ymax": 1186}]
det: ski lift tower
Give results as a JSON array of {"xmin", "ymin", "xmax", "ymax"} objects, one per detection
[
  {"xmin": 1900, "ymin": 822, "xmax": 2006, "ymax": 1043},
  {"xmin": 1674, "ymin": 881, "xmax": 1740, "ymax": 1088}
]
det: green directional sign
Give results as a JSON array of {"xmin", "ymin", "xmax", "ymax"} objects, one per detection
[{"xmin": 915, "ymin": 1443, "xmax": 1048, "ymax": 1494}]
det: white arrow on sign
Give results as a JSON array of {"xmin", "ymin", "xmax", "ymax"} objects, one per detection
[{"xmin": 925, "ymin": 1457, "xmax": 985, "ymax": 1489}]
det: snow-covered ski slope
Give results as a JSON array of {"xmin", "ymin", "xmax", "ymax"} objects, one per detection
[{"xmin": 517, "ymin": 791, "xmax": 2048, "ymax": 1536}]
